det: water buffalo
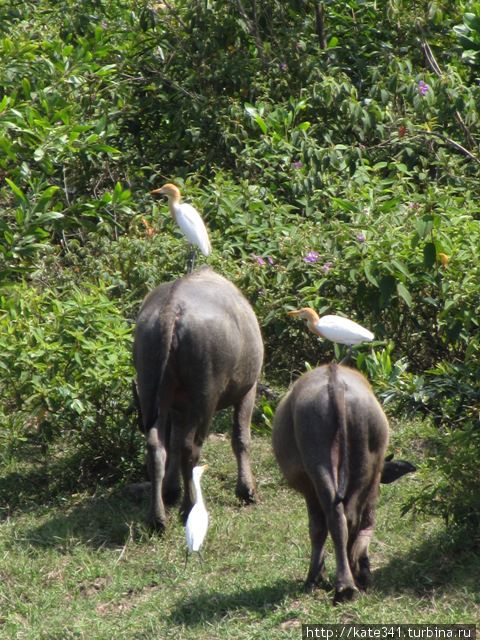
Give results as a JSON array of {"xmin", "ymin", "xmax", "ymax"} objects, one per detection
[
  {"xmin": 272, "ymin": 363, "xmax": 414, "ymax": 604},
  {"xmin": 133, "ymin": 267, "xmax": 263, "ymax": 530}
]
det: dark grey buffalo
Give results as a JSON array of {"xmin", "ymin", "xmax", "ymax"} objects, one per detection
[
  {"xmin": 272, "ymin": 363, "xmax": 414, "ymax": 604},
  {"xmin": 133, "ymin": 267, "xmax": 264, "ymax": 530}
]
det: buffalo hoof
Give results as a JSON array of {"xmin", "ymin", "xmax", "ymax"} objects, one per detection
[
  {"xmin": 236, "ymin": 485, "xmax": 257, "ymax": 505},
  {"xmin": 304, "ymin": 580, "xmax": 319, "ymax": 593},
  {"xmin": 333, "ymin": 585, "xmax": 359, "ymax": 605},
  {"xmin": 149, "ymin": 516, "xmax": 166, "ymax": 534},
  {"xmin": 304, "ymin": 575, "xmax": 329, "ymax": 593},
  {"xmin": 356, "ymin": 558, "xmax": 372, "ymax": 591}
]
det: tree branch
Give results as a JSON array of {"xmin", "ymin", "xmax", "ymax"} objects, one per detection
[
  {"xmin": 161, "ymin": 0, "xmax": 188, "ymax": 30},
  {"xmin": 314, "ymin": 2, "xmax": 327, "ymax": 50},
  {"xmin": 412, "ymin": 128, "xmax": 480, "ymax": 165},
  {"xmin": 236, "ymin": 0, "xmax": 267, "ymax": 68},
  {"xmin": 422, "ymin": 40, "xmax": 477, "ymax": 150}
]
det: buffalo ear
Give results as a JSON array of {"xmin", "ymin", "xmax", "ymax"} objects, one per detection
[
  {"xmin": 381, "ymin": 459, "xmax": 416, "ymax": 484},
  {"xmin": 384, "ymin": 453, "xmax": 394, "ymax": 462}
]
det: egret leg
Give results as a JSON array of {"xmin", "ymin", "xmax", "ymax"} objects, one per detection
[
  {"xmin": 186, "ymin": 246, "xmax": 196, "ymax": 274},
  {"xmin": 340, "ymin": 346, "xmax": 353, "ymax": 366}
]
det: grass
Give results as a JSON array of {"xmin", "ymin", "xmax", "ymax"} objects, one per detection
[{"xmin": 0, "ymin": 424, "xmax": 478, "ymax": 640}]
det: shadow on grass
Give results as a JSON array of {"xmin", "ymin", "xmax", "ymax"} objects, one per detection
[
  {"xmin": 374, "ymin": 528, "xmax": 480, "ymax": 596},
  {"xmin": 19, "ymin": 487, "xmax": 150, "ymax": 549},
  {"xmin": 0, "ymin": 444, "xmax": 152, "ymax": 549},
  {"xmin": 168, "ymin": 578, "xmax": 303, "ymax": 626},
  {"xmin": 0, "ymin": 437, "xmax": 145, "ymax": 514}
]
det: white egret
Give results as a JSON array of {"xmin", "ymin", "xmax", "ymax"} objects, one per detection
[
  {"xmin": 288, "ymin": 307, "xmax": 374, "ymax": 348},
  {"xmin": 185, "ymin": 464, "xmax": 209, "ymax": 563},
  {"xmin": 151, "ymin": 183, "xmax": 211, "ymax": 273}
]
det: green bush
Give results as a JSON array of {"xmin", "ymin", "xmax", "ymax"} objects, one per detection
[
  {"xmin": 0, "ymin": 0, "xmax": 479, "ymax": 534},
  {"xmin": 386, "ymin": 355, "xmax": 480, "ymax": 539},
  {"xmin": 0, "ymin": 281, "xmax": 141, "ymax": 483}
]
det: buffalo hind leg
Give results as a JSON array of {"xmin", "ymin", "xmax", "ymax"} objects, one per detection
[
  {"xmin": 180, "ymin": 439, "xmax": 202, "ymax": 522},
  {"xmin": 329, "ymin": 501, "xmax": 359, "ymax": 604},
  {"xmin": 349, "ymin": 493, "xmax": 378, "ymax": 590},
  {"xmin": 146, "ymin": 416, "xmax": 168, "ymax": 532},
  {"xmin": 162, "ymin": 415, "xmax": 182, "ymax": 507},
  {"xmin": 232, "ymin": 385, "xmax": 257, "ymax": 504},
  {"xmin": 307, "ymin": 468, "xmax": 358, "ymax": 603},
  {"xmin": 304, "ymin": 490, "xmax": 328, "ymax": 590},
  {"xmin": 177, "ymin": 412, "xmax": 210, "ymax": 522}
]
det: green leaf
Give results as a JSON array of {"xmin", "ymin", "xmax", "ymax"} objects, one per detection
[
  {"xmin": 96, "ymin": 144, "xmax": 120, "ymax": 154},
  {"xmin": 423, "ymin": 242, "xmax": 436, "ymax": 268},
  {"xmin": 416, "ymin": 217, "xmax": 433, "ymax": 239},
  {"xmin": 5, "ymin": 178, "xmax": 27, "ymax": 205},
  {"xmin": 35, "ymin": 186, "xmax": 60, "ymax": 213},
  {"xmin": 253, "ymin": 114, "xmax": 267, "ymax": 134},
  {"xmin": 245, "ymin": 104, "xmax": 267, "ymax": 134},
  {"xmin": 70, "ymin": 398, "xmax": 85, "ymax": 415},
  {"xmin": 391, "ymin": 259, "xmax": 410, "ymax": 278},
  {"xmin": 34, "ymin": 212, "xmax": 64, "ymax": 225},
  {"xmin": 331, "ymin": 197, "xmax": 357, "ymax": 212},
  {"xmin": 380, "ymin": 275, "xmax": 396, "ymax": 303},
  {"xmin": 364, "ymin": 263, "xmax": 379, "ymax": 287},
  {"xmin": 397, "ymin": 282, "xmax": 413, "ymax": 307}
]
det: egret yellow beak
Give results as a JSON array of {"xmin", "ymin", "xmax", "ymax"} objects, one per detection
[
  {"xmin": 150, "ymin": 187, "xmax": 164, "ymax": 196},
  {"xmin": 287, "ymin": 309, "xmax": 302, "ymax": 317},
  {"xmin": 201, "ymin": 464, "xmax": 209, "ymax": 471}
]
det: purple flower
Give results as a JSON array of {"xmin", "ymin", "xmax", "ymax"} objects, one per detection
[
  {"xmin": 279, "ymin": 62, "xmax": 288, "ymax": 71},
  {"xmin": 292, "ymin": 160, "xmax": 304, "ymax": 170},
  {"xmin": 303, "ymin": 251, "xmax": 319, "ymax": 264},
  {"xmin": 321, "ymin": 261, "xmax": 333, "ymax": 273},
  {"xmin": 356, "ymin": 232, "xmax": 366, "ymax": 243},
  {"xmin": 418, "ymin": 80, "xmax": 429, "ymax": 96},
  {"xmin": 252, "ymin": 254, "xmax": 266, "ymax": 266},
  {"xmin": 252, "ymin": 254, "xmax": 275, "ymax": 266}
]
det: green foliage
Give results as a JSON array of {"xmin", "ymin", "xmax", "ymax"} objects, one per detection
[
  {"xmin": 388, "ymin": 358, "xmax": 480, "ymax": 538},
  {"xmin": 454, "ymin": 5, "xmax": 480, "ymax": 65},
  {"xmin": 0, "ymin": 281, "xmax": 141, "ymax": 482},
  {"xmin": 0, "ymin": 0, "xmax": 479, "ymax": 532}
]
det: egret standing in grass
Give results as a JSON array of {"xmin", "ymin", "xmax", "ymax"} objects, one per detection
[
  {"xmin": 185, "ymin": 464, "xmax": 209, "ymax": 564},
  {"xmin": 288, "ymin": 307, "xmax": 374, "ymax": 362},
  {"xmin": 151, "ymin": 183, "xmax": 211, "ymax": 273}
]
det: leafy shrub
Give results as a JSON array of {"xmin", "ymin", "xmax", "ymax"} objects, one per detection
[
  {"xmin": 0, "ymin": 0, "xmax": 479, "ymax": 534},
  {"xmin": 0, "ymin": 281, "xmax": 142, "ymax": 483},
  {"xmin": 394, "ymin": 356, "xmax": 480, "ymax": 540}
]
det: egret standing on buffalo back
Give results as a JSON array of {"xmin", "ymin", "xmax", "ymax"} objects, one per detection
[
  {"xmin": 151, "ymin": 183, "xmax": 211, "ymax": 273},
  {"xmin": 288, "ymin": 307, "xmax": 374, "ymax": 362}
]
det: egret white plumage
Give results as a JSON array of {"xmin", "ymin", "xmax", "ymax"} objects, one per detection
[
  {"xmin": 151, "ymin": 183, "xmax": 211, "ymax": 273},
  {"xmin": 185, "ymin": 464, "xmax": 209, "ymax": 562},
  {"xmin": 288, "ymin": 308, "xmax": 374, "ymax": 346}
]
